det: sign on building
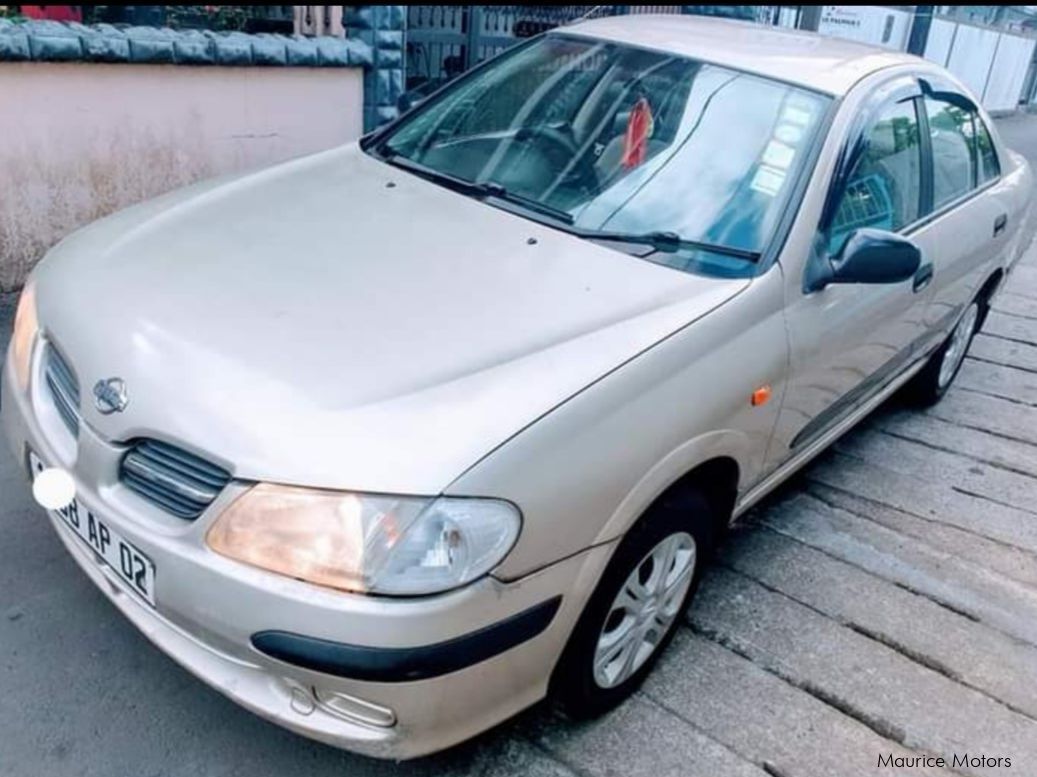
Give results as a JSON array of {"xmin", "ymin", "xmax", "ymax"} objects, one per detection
[{"xmin": 817, "ymin": 5, "xmax": 912, "ymax": 51}]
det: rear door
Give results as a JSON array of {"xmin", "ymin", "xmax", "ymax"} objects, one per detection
[{"xmin": 912, "ymin": 83, "xmax": 1023, "ymax": 355}]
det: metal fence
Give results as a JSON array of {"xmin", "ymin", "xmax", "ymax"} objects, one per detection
[
  {"xmin": 79, "ymin": 5, "xmax": 296, "ymax": 33},
  {"xmin": 404, "ymin": 5, "xmax": 765, "ymax": 90}
]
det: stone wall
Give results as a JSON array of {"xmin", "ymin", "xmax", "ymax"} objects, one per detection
[{"xmin": 0, "ymin": 21, "xmax": 372, "ymax": 291}]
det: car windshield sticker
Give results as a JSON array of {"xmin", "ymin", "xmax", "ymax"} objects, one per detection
[
  {"xmin": 750, "ymin": 165, "xmax": 786, "ymax": 196},
  {"xmin": 762, "ymin": 140, "xmax": 796, "ymax": 170}
]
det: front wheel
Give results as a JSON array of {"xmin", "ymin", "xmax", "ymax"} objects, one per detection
[
  {"xmin": 903, "ymin": 300, "xmax": 980, "ymax": 406},
  {"xmin": 551, "ymin": 491, "xmax": 717, "ymax": 718}
]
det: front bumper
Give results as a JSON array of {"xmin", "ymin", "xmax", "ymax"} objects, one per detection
[{"xmin": 1, "ymin": 342, "xmax": 615, "ymax": 759}]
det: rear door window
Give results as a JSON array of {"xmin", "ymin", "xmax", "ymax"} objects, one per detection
[{"xmin": 924, "ymin": 96, "xmax": 977, "ymax": 209}]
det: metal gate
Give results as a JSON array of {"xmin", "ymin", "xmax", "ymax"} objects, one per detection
[{"xmin": 405, "ymin": 5, "xmax": 694, "ymax": 90}]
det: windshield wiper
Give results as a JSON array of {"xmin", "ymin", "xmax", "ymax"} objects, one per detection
[
  {"xmin": 567, "ymin": 228, "xmax": 762, "ymax": 262},
  {"xmin": 379, "ymin": 153, "xmax": 759, "ymax": 262},
  {"xmin": 475, "ymin": 182, "xmax": 575, "ymax": 224},
  {"xmin": 383, "ymin": 151, "xmax": 576, "ymax": 223},
  {"xmin": 381, "ymin": 153, "xmax": 576, "ymax": 225},
  {"xmin": 382, "ymin": 153, "xmax": 487, "ymax": 196}
]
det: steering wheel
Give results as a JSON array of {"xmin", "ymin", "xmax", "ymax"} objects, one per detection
[{"xmin": 513, "ymin": 125, "xmax": 601, "ymax": 195}]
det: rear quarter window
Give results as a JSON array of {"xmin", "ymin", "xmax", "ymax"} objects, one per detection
[{"xmin": 972, "ymin": 114, "xmax": 1000, "ymax": 184}]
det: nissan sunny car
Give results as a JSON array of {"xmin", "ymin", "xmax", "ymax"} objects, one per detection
[{"xmin": 2, "ymin": 16, "xmax": 1034, "ymax": 760}]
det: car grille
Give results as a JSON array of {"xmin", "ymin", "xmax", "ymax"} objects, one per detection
[
  {"xmin": 120, "ymin": 440, "xmax": 231, "ymax": 520},
  {"xmin": 43, "ymin": 343, "xmax": 80, "ymax": 437}
]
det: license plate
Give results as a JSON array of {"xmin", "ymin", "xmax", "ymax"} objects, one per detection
[{"xmin": 29, "ymin": 451, "xmax": 156, "ymax": 606}]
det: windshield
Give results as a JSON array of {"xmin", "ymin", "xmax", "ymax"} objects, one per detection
[{"xmin": 368, "ymin": 34, "xmax": 830, "ymax": 277}]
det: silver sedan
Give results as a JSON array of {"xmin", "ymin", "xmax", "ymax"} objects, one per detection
[{"xmin": 3, "ymin": 14, "xmax": 1033, "ymax": 759}]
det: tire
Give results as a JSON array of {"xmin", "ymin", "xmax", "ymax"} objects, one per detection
[
  {"xmin": 903, "ymin": 298, "xmax": 981, "ymax": 407},
  {"xmin": 551, "ymin": 490, "xmax": 718, "ymax": 718}
]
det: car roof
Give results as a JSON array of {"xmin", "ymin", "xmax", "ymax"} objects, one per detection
[{"xmin": 561, "ymin": 14, "xmax": 922, "ymax": 96}]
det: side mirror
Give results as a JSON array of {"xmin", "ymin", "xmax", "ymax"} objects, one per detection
[{"xmin": 806, "ymin": 229, "xmax": 922, "ymax": 292}]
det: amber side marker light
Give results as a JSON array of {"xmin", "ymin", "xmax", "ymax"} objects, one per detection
[{"xmin": 751, "ymin": 385, "xmax": 772, "ymax": 407}]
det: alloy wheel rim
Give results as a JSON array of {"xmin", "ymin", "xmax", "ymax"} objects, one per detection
[
  {"xmin": 938, "ymin": 303, "xmax": 978, "ymax": 390},
  {"xmin": 593, "ymin": 531, "xmax": 696, "ymax": 689}
]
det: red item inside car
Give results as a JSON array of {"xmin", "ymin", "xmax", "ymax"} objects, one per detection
[{"xmin": 621, "ymin": 97, "xmax": 655, "ymax": 169}]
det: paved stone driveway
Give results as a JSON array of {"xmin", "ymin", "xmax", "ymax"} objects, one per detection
[{"xmin": 2, "ymin": 117, "xmax": 1036, "ymax": 777}]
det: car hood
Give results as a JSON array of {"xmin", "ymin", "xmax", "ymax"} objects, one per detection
[{"xmin": 34, "ymin": 145, "xmax": 749, "ymax": 493}]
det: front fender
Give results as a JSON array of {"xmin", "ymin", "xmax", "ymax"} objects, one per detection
[
  {"xmin": 592, "ymin": 429, "xmax": 752, "ymax": 546},
  {"xmin": 451, "ymin": 268, "xmax": 787, "ymax": 581}
]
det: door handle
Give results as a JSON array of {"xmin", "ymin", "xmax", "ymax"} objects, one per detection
[
  {"xmin": 994, "ymin": 213, "xmax": 1008, "ymax": 237},
  {"xmin": 913, "ymin": 263, "xmax": 934, "ymax": 293}
]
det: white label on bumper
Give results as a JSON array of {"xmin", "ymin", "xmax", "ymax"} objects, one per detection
[{"xmin": 29, "ymin": 451, "xmax": 156, "ymax": 606}]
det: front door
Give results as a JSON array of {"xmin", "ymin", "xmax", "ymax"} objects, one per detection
[{"xmin": 767, "ymin": 78, "xmax": 933, "ymax": 463}]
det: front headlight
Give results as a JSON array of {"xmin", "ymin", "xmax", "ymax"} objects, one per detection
[
  {"xmin": 206, "ymin": 483, "xmax": 521, "ymax": 596},
  {"xmin": 10, "ymin": 281, "xmax": 38, "ymax": 391}
]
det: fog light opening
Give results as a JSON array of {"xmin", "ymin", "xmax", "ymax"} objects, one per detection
[
  {"xmin": 313, "ymin": 687, "xmax": 397, "ymax": 728},
  {"xmin": 289, "ymin": 685, "xmax": 316, "ymax": 716}
]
